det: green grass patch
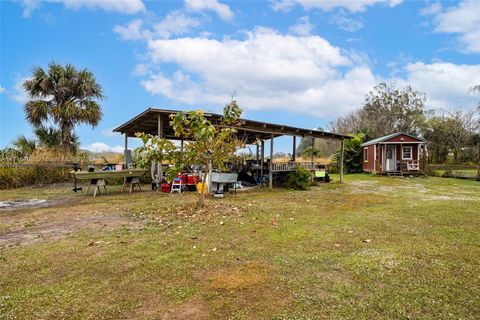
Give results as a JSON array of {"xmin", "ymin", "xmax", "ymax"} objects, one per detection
[{"xmin": 0, "ymin": 175, "xmax": 479, "ymax": 319}]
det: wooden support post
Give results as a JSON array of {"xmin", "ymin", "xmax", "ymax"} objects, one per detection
[
  {"xmin": 269, "ymin": 134, "xmax": 274, "ymax": 189},
  {"xmin": 124, "ymin": 134, "xmax": 128, "ymax": 167},
  {"xmin": 340, "ymin": 140, "xmax": 344, "ymax": 183},
  {"xmin": 292, "ymin": 136, "xmax": 296, "ymax": 162},
  {"xmin": 260, "ymin": 140, "xmax": 265, "ymax": 184},
  {"xmin": 256, "ymin": 143, "xmax": 259, "ymax": 162},
  {"xmin": 157, "ymin": 114, "xmax": 163, "ymax": 183},
  {"xmin": 400, "ymin": 143, "xmax": 403, "ymax": 173},
  {"xmin": 423, "ymin": 143, "xmax": 427, "ymax": 174},
  {"xmin": 311, "ymin": 137, "xmax": 315, "ymax": 164}
]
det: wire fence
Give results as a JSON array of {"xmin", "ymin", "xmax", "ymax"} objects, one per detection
[{"xmin": 425, "ymin": 164, "xmax": 480, "ymax": 180}]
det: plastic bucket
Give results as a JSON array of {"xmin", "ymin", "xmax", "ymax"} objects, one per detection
[{"xmin": 196, "ymin": 182, "xmax": 206, "ymax": 194}]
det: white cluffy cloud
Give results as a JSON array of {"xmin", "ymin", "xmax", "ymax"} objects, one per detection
[
  {"xmin": 185, "ymin": 0, "xmax": 234, "ymax": 21},
  {"xmin": 81, "ymin": 142, "xmax": 124, "ymax": 153},
  {"xmin": 21, "ymin": 0, "xmax": 145, "ymax": 18},
  {"xmin": 328, "ymin": 10, "xmax": 364, "ymax": 32},
  {"xmin": 271, "ymin": 0, "xmax": 402, "ymax": 13},
  {"xmin": 289, "ymin": 16, "xmax": 314, "ymax": 36},
  {"xmin": 135, "ymin": 26, "xmax": 480, "ymax": 117},
  {"xmin": 423, "ymin": 1, "xmax": 480, "ymax": 53},
  {"xmin": 140, "ymin": 27, "xmax": 377, "ymax": 117},
  {"xmin": 399, "ymin": 62, "xmax": 480, "ymax": 109},
  {"xmin": 10, "ymin": 75, "xmax": 30, "ymax": 104},
  {"xmin": 101, "ymin": 127, "xmax": 120, "ymax": 137},
  {"xmin": 113, "ymin": 11, "xmax": 201, "ymax": 41},
  {"xmin": 0, "ymin": 85, "xmax": 5, "ymax": 94}
]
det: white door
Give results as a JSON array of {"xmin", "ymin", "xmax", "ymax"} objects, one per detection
[{"xmin": 386, "ymin": 145, "xmax": 396, "ymax": 172}]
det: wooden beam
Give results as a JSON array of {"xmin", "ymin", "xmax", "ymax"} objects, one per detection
[
  {"xmin": 269, "ymin": 134, "xmax": 274, "ymax": 189},
  {"xmin": 340, "ymin": 140, "xmax": 344, "ymax": 183}
]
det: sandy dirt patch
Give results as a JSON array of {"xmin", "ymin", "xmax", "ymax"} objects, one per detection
[{"xmin": 0, "ymin": 214, "xmax": 145, "ymax": 248}]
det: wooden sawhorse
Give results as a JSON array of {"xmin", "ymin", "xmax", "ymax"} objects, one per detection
[
  {"xmin": 122, "ymin": 177, "xmax": 142, "ymax": 193},
  {"xmin": 85, "ymin": 178, "xmax": 108, "ymax": 197}
]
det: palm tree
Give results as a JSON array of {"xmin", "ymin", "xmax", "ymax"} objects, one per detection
[
  {"xmin": 13, "ymin": 136, "xmax": 37, "ymax": 156},
  {"xmin": 23, "ymin": 62, "xmax": 104, "ymax": 153}
]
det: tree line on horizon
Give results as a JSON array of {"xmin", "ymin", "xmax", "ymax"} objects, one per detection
[
  {"xmin": 1, "ymin": 62, "xmax": 479, "ymax": 167},
  {"xmin": 297, "ymin": 82, "xmax": 480, "ymax": 168}
]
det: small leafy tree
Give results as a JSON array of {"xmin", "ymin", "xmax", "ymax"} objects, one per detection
[
  {"xmin": 135, "ymin": 132, "xmax": 177, "ymax": 181},
  {"xmin": 334, "ymin": 133, "xmax": 365, "ymax": 173},
  {"xmin": 170, "ymin": 101, "xmax": 244, "ymax": 206},
  {"xmin": 285, "ymin": 166, "xmax": 312, "ymax": 190}
]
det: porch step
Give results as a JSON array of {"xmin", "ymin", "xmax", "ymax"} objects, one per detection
[{"xmin": 387, "ymin": 171, "xmax": 403, "ymax": 177}]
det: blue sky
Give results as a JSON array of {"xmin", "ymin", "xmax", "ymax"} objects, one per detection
[{"xmin": 1, "ymin": 0, "xmax": 479, "ymax": 153}]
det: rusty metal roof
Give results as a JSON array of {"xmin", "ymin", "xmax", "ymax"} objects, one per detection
[{"xmin": 113, "ymin": 108, "xmax": 349, "ymax": 144}]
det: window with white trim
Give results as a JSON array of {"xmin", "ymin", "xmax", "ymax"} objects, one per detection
[
  {"xmin": 364, "ymin": 147, "xmax": 368, "ymax": 162},
  {"xmin": 402, "ymin": 146, "xmax": 413, "ymax": 160}
]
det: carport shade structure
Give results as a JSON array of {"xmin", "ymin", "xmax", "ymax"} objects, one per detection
[{"xmin": 113, "ymin": 108, "xmax": 350, "ymax": 187}]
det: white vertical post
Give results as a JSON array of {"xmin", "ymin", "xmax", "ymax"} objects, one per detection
[
  {"xmin": 269, "ymin": 134, "xmax": 274, "ymax": 189},
  {"xmin": 157, "ymin": 114, "xmax": 163, "ymax": 183}
]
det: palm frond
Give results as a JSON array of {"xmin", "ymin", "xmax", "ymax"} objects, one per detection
[
  {"xmin": 34, "ymin": 125, "xmax": 61, "ymax": 148},
  {"xmin": 24, "ymin": 100, "xmax": 51, "ymax": 126},
  {"xmin": 13, "ymin": 135, "xmax": 37, "ymax": 156}
]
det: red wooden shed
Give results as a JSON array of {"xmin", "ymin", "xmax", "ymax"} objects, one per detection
[{"xmin": 361, "ymin": 132, "xmax": 426, "ymax": 175}]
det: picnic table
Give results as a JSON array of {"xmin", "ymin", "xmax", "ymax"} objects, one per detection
[{"xmin": 73, "ymin": 169, "xmax": 149, "ymax": 196}]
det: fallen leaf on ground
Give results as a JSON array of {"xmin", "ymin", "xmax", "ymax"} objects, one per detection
[{"xmin": 362, "ymin": 239, "xmax": 372, "ymax": 243}]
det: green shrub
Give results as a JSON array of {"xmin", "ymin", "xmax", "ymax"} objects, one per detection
[{"xmin": 285, "ymin": 167, "xmax": 312, "ymax": 190}]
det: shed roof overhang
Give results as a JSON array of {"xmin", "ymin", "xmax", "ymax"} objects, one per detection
[
  {"xmin": 360, "ymin": 132, "xmax": 426, "ymax": 147},
  {"xmin": 113, "ymin": 108, "xmax": 350, "ymax": 144}
]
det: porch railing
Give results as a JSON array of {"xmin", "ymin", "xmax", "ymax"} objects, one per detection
[
  {"xmin": 400, "ymin": 160, "xmax": 421, "ymax": 172},
  {"xmin": 271, "ymin": 162, "xmax": 318, "ymax": 172}
]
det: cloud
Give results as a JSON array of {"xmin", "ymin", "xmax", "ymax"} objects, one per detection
[
  {"xmin": 423, "ymin": 0, "xmax": 480, "ymax": 53},
  {"xmin": 101, "ymin": 127, "xmax": 120, "ymax": 137},
  {"xmin": 10, "ymin": 76, "xmax": 30, "ymax": 104},
  {"xmin": 0, "ymin": 85, "xmax": 5, "ymax": 94},
  {"xmin": 328, "ymin": 10, "xmax": 364, "ymax": 32},
  {"xmin": 21, "ymin": 0, "xmax": 145, "ymax": 18},
  {"xmin": 398, "ymin": 62, "xmax": 480, "ymax": 109},
  {"xmin": 113, "ymin": 11, "xmax": 201, "ymax": 41},
  {"xmin": 113, "ymin": 19, "xmax": 152, "ymax": 41},
  {"xmin": 185, "ymin": 0, "xmax": 234, "ymax": 21},
  {"xmin": 271, "ymin": 0, "xmax": 402, "ymax": 13},
  {"xmin": 81, "ymin": 142, "xmax": 124, "ymax": 153},
  {"xmin": 153, "ymin": 11, "xmax": 201, "ymax": 39},
  {"xmin": 289, "ymin": 16, "xmax": 314, "ymax": 36},
  {"xmin": 140, "ymin": 27, "xmax": 378, "ymax": 117}
]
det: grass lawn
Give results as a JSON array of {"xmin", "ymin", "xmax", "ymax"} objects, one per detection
[{"xmin": 0, "ymin": 175, "xmax": 479, "ymax": 319}]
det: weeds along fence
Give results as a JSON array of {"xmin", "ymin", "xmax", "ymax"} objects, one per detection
[
  {"xmin": 425, "ymin": 164, "xmax": 480, "ymax": 180},
  {"xmin": 0, "ymin": 163, "xmax": 131, "ymax": 189}
]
